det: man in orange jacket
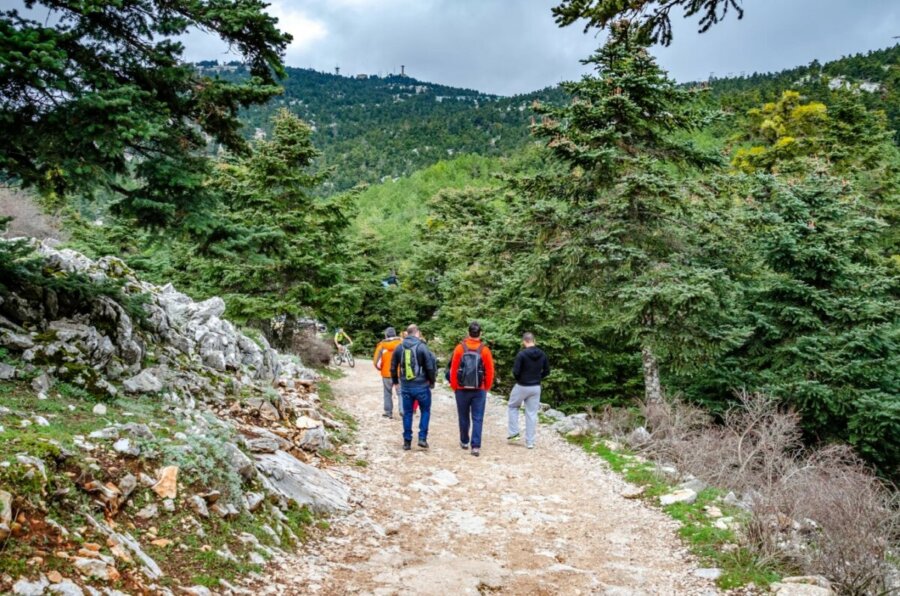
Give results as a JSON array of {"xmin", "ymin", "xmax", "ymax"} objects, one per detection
[
  {"xmin": 449, "ymin": 321, "xmax": 494, "ymax": 457},
  {"xmin": 373, "ymin": 327, "xmax": 402, "ymax": 418}
]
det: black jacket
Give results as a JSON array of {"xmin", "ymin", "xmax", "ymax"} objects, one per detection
[
  {"xmin": 512, "ymin": 346, "xmax": 550, "ymax": 386},
  {"xmin": 390, "ymin": 337, "xmax": 437, "ymax": 387}
]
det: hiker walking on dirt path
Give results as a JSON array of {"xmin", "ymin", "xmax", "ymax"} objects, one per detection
[
  {"xmin": 508, "ymin": 332, "xmax": 550, "ymax": 449},
  {"xmin": 373, "ymin": 327, "xmax": 402, "ymax": 418},
  {"xmin": 391, "ymin": 324, "xmax": 437, "ymax": 451},
  {"xmin": 449, "ymin": 322, "xmax": 494, "ymax": 457}
]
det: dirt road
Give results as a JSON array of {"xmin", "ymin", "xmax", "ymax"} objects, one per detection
[{"xmin": 264, "ymin": 366, "xmax": 717, "ymax": 595}]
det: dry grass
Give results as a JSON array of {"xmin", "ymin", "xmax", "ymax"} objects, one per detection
[
  {"xmin": 631, "ymin": 392, "xmax": 900, "ymax": 594},
  {"xmin": 0, "ymin": 186, "xmax": 66, "ymax": 240}
]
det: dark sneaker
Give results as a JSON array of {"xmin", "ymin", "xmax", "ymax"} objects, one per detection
[
  {"xmin": 471, "ymin": 448, "xmax": 480, "ymax": 457},
  {"xmin": 417, "ymin": 439, "xmax": 429, "ymax": 449},
  {"xmin": 460, "ymin": 442, "xmax": 469, "ymax": 450},
  {"xmin": 403, "ymin": 440, "xmax": 411, "ymax": 451},
  {"xmin": 507, "ymin": 433, "xmax": 520, "ymax": 442},
  {"xmin": 383, "ymin": 413, "xmax": 392, "ymax": 419}
]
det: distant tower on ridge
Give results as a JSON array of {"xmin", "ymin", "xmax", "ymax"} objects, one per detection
[
  {"xmin": 335, "ymin": 66, "xmax": 340, "ymax": 76},
  {"xmin": 400, "ymin": 65, "xmax": 406, "ymax": 77}
]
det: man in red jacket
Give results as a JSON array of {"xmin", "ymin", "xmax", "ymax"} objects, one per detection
[{"xmin": 449, "ymin": 321, "xmax": 494, "ymax": 457}]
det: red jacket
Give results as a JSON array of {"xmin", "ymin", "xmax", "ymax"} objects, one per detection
[{"xmin": 449, "ymin": 338, "xmax": 494, "ymax": 391}]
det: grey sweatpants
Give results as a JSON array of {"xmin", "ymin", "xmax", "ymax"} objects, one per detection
[
  {"xmin": 382, "ymin": 377, "xmax": 401, "ymax": 416},
  {"xmin": 508, "ymin": 384, "xmax": 541, "ymax": 446}
]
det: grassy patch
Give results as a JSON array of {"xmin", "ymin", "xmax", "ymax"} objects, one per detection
[
  {"xmin": 571, "ymin": 435, "xmax": 783, "ymax": 589},
  {"xmin": 317, "ymin": 379, "xmax": 357, "ymax": 446}
]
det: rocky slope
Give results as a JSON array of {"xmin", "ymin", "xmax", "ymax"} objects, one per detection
[{"xmin": 0, "ymin": 240, "xmax": 350, "ymax": 595}]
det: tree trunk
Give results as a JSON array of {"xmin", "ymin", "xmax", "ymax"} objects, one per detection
[{"xmin": 642, "ymin": 345, "xmax": 662, "ymax": 403}]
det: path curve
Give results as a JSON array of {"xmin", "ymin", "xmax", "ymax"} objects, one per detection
[{"xmin": 264, "ymin": 366, "xmax": 718, "ymax": 595}]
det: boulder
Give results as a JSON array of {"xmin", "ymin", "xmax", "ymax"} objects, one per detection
[
  {"xmin": 659, "ymin": 489, "xmax": 697, "ymax": 506},
  {"xmin": 113, "ymin": 438, "xmax": 140, "ymax": 457},
  {"xmin": 543, "ymin": 408, "xmax": 566, "ymax": 421},
  {"xmin": 1, "ymin": 330, "xmax": 35, "ymax": 350},
  {"xmin": 0, "ymin": 362, "xmax": 15, "ymax": 380},
  {"xmin": 626, "ymin": 426, "xmax": 652, "ymax": 447},
  {"xmin": 48, "ymin": 581, "xmax": 84, "ymax": 596},
  {"xmin": 152, "ymin": 466, "xmax": 178, "ymax": 499},
  {"xmin": 255, "ymin": 450, "xmax": 350, "ymax": 513},
  {"xmin": 118, "ymin": 473, "xmax": 137, "ymax": 501},
  {"xmin": 136, "ymin": 504, "xmax": 158, "ymax": 520},
  {"xmin": 73, "ymin": 557, "xmax": 117, "ymax": 581},
  {"xmin": 222, "ymin": 443, "xmax": 255, "ymax": 481},
  {"xmin": 246, "ymin": 437, "xmax": 281, "ymax": 453},
  {"xmin": 771, "ymin": 577, "xmax": 835, "ymax": 596},
  {"xmin": 298, "ymin": 426, "xmax": 331, "ymax": 452},
  {"xmin": 188, "ymin": 495, "xmax": 210, "ymax": 519},
  {"xmin": 32, "ymin": 371, "xmax": 53, "ymax": 395},
  {"xmin": 123, "ymin": 369, "xmax": 163, "ymax": 394},
  {"xmin": 12, "ymin": 577, "xmax": 49, "ymax": 595}
]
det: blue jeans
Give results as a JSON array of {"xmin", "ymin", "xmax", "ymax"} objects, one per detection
[
  {"xmin": 455, "ymin": 389, "xmax": 486, "ymax": 448},
  {"xmin": 401, "ymin": 384, "xmax": 432, "ymax": 442}
]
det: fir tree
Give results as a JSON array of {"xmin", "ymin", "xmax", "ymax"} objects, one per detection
[{"xmin": 0, "ymin": 0, "xmax": 291, "ymax": 224}]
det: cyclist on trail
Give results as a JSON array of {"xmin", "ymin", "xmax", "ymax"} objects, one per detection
[{"xmin": 334, "ymin": 327, "xmax": 353, "ymax": 353}]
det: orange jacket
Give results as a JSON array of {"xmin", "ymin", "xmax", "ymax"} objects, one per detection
[
  {"xmin": 373, "ymin": 338, "xmax": 402, "ymax": 378},
  {"xmin": 449, "ymin": 338, "xmax": 494, "ymax": 391}
]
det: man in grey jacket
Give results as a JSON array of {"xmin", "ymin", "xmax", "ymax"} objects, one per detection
[
  {"xmin": 508, "ymin": 332, "xmax": 550, "ymax": 449},
  {"xmin": 391, "ymin": 324, "xmax": 437, "ymax": 451}
]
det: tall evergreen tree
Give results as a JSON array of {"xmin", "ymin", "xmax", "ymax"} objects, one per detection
[
  {"xmin": 525, "ymin": 21, "xmax": 741, "ymax": 402},
  {"xmin": 0, "ymin": 0, "xmax": 291, "ymax": 224},
  {"xmin": 170, "ymin": 109, "xmax": 356, "ymax": 323}
]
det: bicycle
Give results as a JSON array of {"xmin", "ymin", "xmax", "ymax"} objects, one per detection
[{"xmin": 332, "ymin": 344, "xmax": 355, "ymax": 367}]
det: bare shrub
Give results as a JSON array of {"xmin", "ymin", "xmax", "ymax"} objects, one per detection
[
  {"xmin": 292, "ymin": 332, "xmax": 333, "ymax": 367},
  {"xmin": 0, "ymin": 186, "xmax": 66, "ymax": 240},
  {"xmin": 633, "ymin": 391, "xmax": 900, "ymax": 593},
  {"xmin": 752, "ymin": 445, "xmax": 900, "ymax": 595},
  {"xmin": 592, "ymin": 403, "xmax": 641, "ymax": 438}
]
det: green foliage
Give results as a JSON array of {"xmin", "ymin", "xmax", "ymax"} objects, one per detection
[
  {"xmin": 214, "ymin": 66, "xmax": 568, "ymax": 193},
  {"xmin": 552, "ymin": 0, "xmax": 745, "ymax": 45},
  {"xmin": 165, "ymin": 109, "xmax": 357, "ymax": 323},
  {"xmin": 0, "ymin": 0, "xmax": 291, "ymax": 224}
]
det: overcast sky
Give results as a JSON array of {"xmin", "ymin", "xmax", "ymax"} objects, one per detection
[{"xmin": 8, "ymin": 0, "xmax": 900, "ymax": 95}]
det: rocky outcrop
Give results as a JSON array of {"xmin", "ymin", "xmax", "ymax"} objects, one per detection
[
  {"xmin": 0, "ymin": 240, "xmax": 350, "ymax": 594},
  {"xmin": 1, "ymin": 241, "xmax": 279, "ymax": 396},
  {"xmin": 255, "ymin": 450, "xmax": 350, "ymax": 513}
]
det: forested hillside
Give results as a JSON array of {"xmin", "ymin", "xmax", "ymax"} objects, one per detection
[
  {"xmin": 3, "ymin": 1, "xmax": 900, "ymax": 593},
  {"xmin": 204, "ymin": 65, "xmax": 566, "ymax": 192}
]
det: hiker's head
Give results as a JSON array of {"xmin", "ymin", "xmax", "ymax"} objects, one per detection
[
  {"xmin": 385, "ymin": 327, "xmax": 396, "ymax": 338},
  {"xmin": 468, "ymin": 321, "xmax": 482, "ymax": 339},
  {"xmin": 406, "ymin": 324, "xmax": 421, "ymax": 338},
  {"xmin": 522, "ymin": 332, "xmax": 535, "ymax": 346}
]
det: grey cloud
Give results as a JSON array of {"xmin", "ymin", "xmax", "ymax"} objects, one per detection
[{"xmin": 5, "ymin": 0, "xmax": 898, "ymax": 95}]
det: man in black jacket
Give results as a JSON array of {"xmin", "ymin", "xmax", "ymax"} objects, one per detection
[
  {"xmin": 507, "ymin": 332, "xmax": 550, "ymax": 449},
  {"xmin": 391, "ymin": 324, "xmax": 437, "ymax": 451}
]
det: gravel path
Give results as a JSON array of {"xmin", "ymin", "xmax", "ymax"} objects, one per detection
[{"xmin": 263, "ymin": 366, "xmax": 718, "ymax": 595}]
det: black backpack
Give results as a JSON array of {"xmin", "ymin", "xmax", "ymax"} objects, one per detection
[{"xmin": 456, "ymin": 343, "xmax": 486, "ymax": 389}]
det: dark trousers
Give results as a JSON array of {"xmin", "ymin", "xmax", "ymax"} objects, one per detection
[
  {"xmin": 455, "ymin": 389, "xmax": 487, "ymax": 448},
  {"xmin": 401, "ymin": 384, "xmax": 432, "ymax": 442}
]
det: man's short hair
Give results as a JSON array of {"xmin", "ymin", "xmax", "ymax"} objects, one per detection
[
  {"xmin": 406, "ymin": 324, "xmax": 419, "ymax": 337},
  {"xmin": 385, "ymin": 327, "xmax": 396, "ymax": 338},
  {"xmin": 522, "ymin": 332, "xmax": 535, "ymax": 343},
  {"xmin": 468, "ymin": 321, "xmax": 482, "ymax": 338}
]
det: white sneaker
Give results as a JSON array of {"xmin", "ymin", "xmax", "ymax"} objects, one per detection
[{"xmin": 526, "ymin": 444, "xmax": 535, "ymax": 449}]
